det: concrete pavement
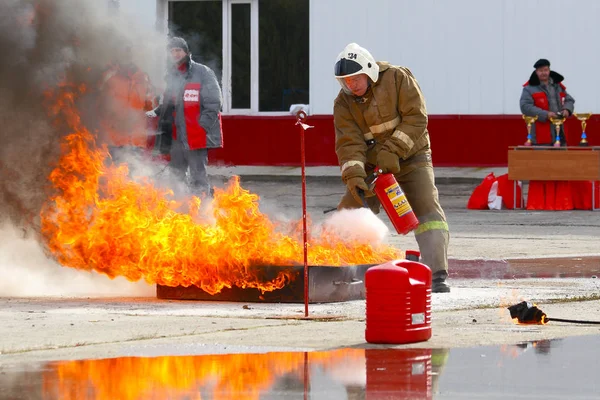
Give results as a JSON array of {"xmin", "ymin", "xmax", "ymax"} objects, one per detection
[{"xmin": 0, "ymin": 289, "xmax": 599, "ymax": 364}]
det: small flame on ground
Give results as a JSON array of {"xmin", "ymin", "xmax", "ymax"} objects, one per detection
[{"xmin": 498, "ymin": 288, "xmax": 526, "ymax": 323}]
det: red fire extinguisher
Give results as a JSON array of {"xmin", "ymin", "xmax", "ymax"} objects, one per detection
[{"xmin": 368, "ymin": 168, "xmax": 419, "ymax": 235}]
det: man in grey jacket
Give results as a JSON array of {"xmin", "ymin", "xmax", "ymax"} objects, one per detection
[
  {"xmin": 149, "ymin": 37, "xmax": 223, "ymax": 197},
  {"xmin": 519, "ymin": 59, "xmax": 575, "ymax": 145}
]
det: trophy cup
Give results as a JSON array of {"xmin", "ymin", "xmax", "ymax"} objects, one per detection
[
  {"xmin": 573, "ymin": 112, "xmax": 592, "ymax": 146},
  {"xmin": 549, "ymin": 116, "xmax": 565, "ymax": 147},
  {"xmin": 522, "ymin": 115, "xmax": 538, "ymax": 146}
]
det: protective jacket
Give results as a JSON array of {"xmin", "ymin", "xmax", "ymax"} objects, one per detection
[
  {"xmin": 520, "ymin": 71, "xmax": 575, "ymax": 145},
  {"xmin": 334, "ymin": 62, "xmax": 430, "ymax": 176},
  {"xmin": 155, "ymin": 59, "xmax": 223, "ymax": 151}
]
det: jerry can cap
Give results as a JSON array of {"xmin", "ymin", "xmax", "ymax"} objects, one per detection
[{"xmin": 405, "ymin": 250, "xmax": 421, "ymax": 261}]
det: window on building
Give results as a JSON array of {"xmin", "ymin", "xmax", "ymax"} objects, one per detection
[
  {"xmin": 168, "ymin": 0, "xmax": 309, "ymax": 114},
  {"xmin": 258, "ymin": 0, "xmax": 309, "ymax": 112},
  {"xmin": 231, "ymin": 3, "xmax": 251, "ymax": 109}
]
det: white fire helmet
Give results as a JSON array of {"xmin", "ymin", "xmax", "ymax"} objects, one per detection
[{"xmin": 334, "ymin": 43, "xmax": 379, "ymax": 94}]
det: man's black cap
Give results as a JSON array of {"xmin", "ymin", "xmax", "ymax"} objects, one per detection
[
  {"xmin": 167, "ymin": 37, "xmax": 189, "ymax": 54},
  {"xmin": 533, "ymin": 59, "xmax": 550, "ymax": 69}
]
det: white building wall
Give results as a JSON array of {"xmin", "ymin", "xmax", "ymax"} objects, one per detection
[
  {"xmin": 119, "ymin": 0, "xmax": 160, "ymax": 30},
  {"xmin": 310, "ymin": 0, "xmax": 600, "ymax": 115}
]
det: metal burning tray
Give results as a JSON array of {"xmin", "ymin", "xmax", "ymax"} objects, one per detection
[{"xmin": 156, "ymin": 264, "xmax": 377, "ymax": 304}]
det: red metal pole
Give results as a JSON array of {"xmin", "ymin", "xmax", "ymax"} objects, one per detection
[{"xmin": 296, "ymin": 110, "xmax": 311, "ymax": 317}]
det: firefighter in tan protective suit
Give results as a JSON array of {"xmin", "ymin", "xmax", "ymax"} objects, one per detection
[{"xmin": 333, "ymin": 43, "xmax": 450, "ymax": 293}]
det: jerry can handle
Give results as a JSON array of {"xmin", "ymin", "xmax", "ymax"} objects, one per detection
[{"xmin": 392, "ymin": 259, "xmax": 432, "ymax": 286}]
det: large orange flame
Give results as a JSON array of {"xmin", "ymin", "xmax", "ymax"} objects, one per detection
[
  {"xmin": 40, "ymin": 84, "xmax": 400, "ymax": 294},
  {"xmin": 41, "ymin": 349, "xmax": 365, "ymax": 400}
]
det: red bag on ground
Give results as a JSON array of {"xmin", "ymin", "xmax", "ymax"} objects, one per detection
[
  {"xmin": 467, "ymin": 173, "xmax": 496, "ymax": 209},
  {"xmin": 495, "ymin": 174, "xmax": 523, "ymax": 209}
]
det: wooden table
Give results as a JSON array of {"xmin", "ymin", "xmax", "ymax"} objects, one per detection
[{"xmin": 507, "ymin": 146, "xmax": 600, "ymax": 210}]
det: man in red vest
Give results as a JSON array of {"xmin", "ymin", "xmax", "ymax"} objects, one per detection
[
  {"xmin": 520, "ymin": 59, "xmax": 575, "ymax": 145},
  {"xmin": 148, "ymin": 37, "xmax": 223, "ymax": 198},
  {"xmin": 520, "ymin": 59, "xmax": 576, "ymax": 210}
]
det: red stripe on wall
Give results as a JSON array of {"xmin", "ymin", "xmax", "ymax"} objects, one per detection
[{"xmin": 208, "ymin": 114, "xmax": 600, "ymax": 167}]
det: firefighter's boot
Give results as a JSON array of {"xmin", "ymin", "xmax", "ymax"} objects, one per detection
[{"xmin": 432, "ymin": 271, "xmax": 450, "ymax": 293}]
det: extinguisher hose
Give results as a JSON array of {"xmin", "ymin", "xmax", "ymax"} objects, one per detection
[{"xmin": 357, "ymin": 189, "xmax": 369, "ymax": 208}]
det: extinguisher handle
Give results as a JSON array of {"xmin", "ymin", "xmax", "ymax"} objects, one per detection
[
  {"xmin": 365, "ymin": 167, "xmax": 383, "ymax": 189},
  {"xmin": 365, "ymin": 172, "xmax": 377, "ymax": 185}
]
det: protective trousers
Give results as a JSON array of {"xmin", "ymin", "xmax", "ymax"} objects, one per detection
[
  {"xmin": 169, "ymin": 139, "xmax": 211, "ymax": 197},
  {"xmin": 337, "ymin": 152, "xmax": 449, "ymax": 276}
]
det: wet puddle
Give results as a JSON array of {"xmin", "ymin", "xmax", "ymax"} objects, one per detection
[
  {"xmin": 449, "ymin": 256, "xmax": 600, "ymax": 279},
  {"xmin": 1, "ymin": 335, "xmax": 599, "ymax": 399}
]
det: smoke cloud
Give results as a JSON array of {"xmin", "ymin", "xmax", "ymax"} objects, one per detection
[
  {"xmin": 0, "ymin": 0, "xmax": 167, "ymax": 228},
  {"xmin": 0, "ymin": 223, "xmax": 154, "ymax": 297},
  {"xmin": 321, "ymin": 208, "xmax": 390, "ymax": 245},
  {"xmin": 0, "ymin": 0, "xmax": 167, "ymax": 296}
]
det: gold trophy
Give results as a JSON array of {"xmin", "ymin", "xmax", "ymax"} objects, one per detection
[
  {"xmin": 522, "ymin": 115, "xmax": 538, "ymax": 146},
  {"xmin": 549, "ymin": 116, "xmax": 565, "ymax": 147},
  {"xmin": 573, "ymin": 112, "xmax": 592, "ymax": 146}
]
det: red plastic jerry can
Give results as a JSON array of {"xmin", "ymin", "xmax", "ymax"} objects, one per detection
[
  {"xmin": 366, "ymin": 348, "xmax": 432, "ymax": 400},
  {"xmin": 365, "ymin": 260, "xmax": 432, "ymax": 344}
]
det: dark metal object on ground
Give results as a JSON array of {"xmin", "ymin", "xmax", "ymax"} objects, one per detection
[
  {"xmin": 156, "ymin": 264, "xmax": 375, "ymax": 303},
  {"xmin": 508, "ymin": 301, "xmax": 600, "ymax": 325},
  {"xmin": 508, "ymin": 301, "xmax": 548, "ymax": 324}
]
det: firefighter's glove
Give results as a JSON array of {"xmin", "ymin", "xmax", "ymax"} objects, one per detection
[
  {"xmin": 346, "ymin": 177, "xmax": 371, "ymax": 205},
  {"xmin": 342, "ymin": 164, "xmax": 373, "ymax": 205},
  {"xmin": 376, "ymin": 149, "xmax": 401, "ymax": 174}
]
